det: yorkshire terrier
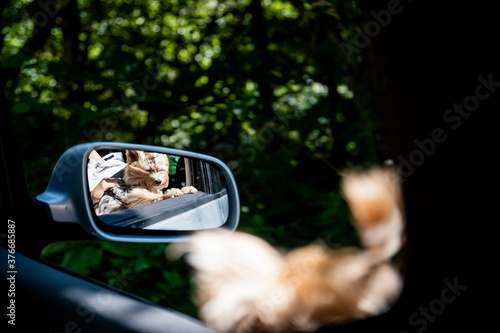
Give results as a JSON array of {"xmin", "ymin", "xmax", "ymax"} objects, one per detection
[
  {"xmin": 168, "ymin": 167, "xmax": 404, "ymax": 332},
  {"xmin": 94, "ymin": 150, "xmax": 197, "ymax": 215}
]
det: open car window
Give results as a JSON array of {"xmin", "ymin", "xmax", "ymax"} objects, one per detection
[{"xmin": 98, "ymin": 188, "xmax": 229, "ymax": 230}]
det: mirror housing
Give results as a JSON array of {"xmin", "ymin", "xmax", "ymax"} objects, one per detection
[{"xmin": 36, "ymin": 142, "xmax": 240, "ymax": 242}]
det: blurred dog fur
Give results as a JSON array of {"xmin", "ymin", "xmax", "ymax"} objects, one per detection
[
  {"xmin": 168, "ymin": 167, "xmax": 404, "ymax": 332},
  {"xmin": 94, "ymin": 150, "xmax": 197, "ymax": 215}
]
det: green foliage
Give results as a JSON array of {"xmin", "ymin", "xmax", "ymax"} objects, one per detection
[
  {"xmin": 41, "ymin": 240, "xmax": 198, "ymax": 317},
  {"xmin": 168, "ymin": 154, "xmax": 180, "ymax": 175},
  {"xmin": 2, "ymin": 0, "xmax": 391, "ymax": 317}
]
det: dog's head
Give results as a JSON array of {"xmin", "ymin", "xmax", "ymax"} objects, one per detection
[{"xmin": 123, "ymin": 150, "xmax": 170, "ymax": 192}]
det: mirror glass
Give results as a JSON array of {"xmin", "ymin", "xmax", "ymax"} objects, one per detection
[{"xmin": 87, "ymin": 148, "xmax": 229, "ymax": 231}]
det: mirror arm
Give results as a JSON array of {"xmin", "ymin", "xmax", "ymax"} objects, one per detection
[
  {"xmin": 36, "ymin": 143, "xmax": 94, "ymax": 225},
  {"xmin": 36, "ymin": 190, "xmax": 79, "ymax": 223}
]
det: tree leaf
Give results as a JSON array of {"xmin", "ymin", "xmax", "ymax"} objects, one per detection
[{"xmin": 12, "ymin": 102, "xmax": 31, "ymax": 114}]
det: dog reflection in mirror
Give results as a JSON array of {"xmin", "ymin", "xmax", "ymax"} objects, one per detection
[
  {"xmin": 169, "ymin": 167, "xmax": 404, "ymax": 332},
  {"xmin": 94, "ymin": 150, "xmax": 197, "ymax": 215}
]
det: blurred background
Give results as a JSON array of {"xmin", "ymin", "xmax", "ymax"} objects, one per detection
[{"xmin": 1, "ymin": 0, "xmax": 394, "ymax": 317}]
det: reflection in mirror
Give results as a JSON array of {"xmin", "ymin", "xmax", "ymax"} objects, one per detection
[{"xmin": 87, "ymin": 148, "xmax": 229, "ymax": 231}]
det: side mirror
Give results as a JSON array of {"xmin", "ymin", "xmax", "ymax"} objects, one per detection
[{"xmin": 36, "ymin": 142, "xmax": 240, "ymax": 242}]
